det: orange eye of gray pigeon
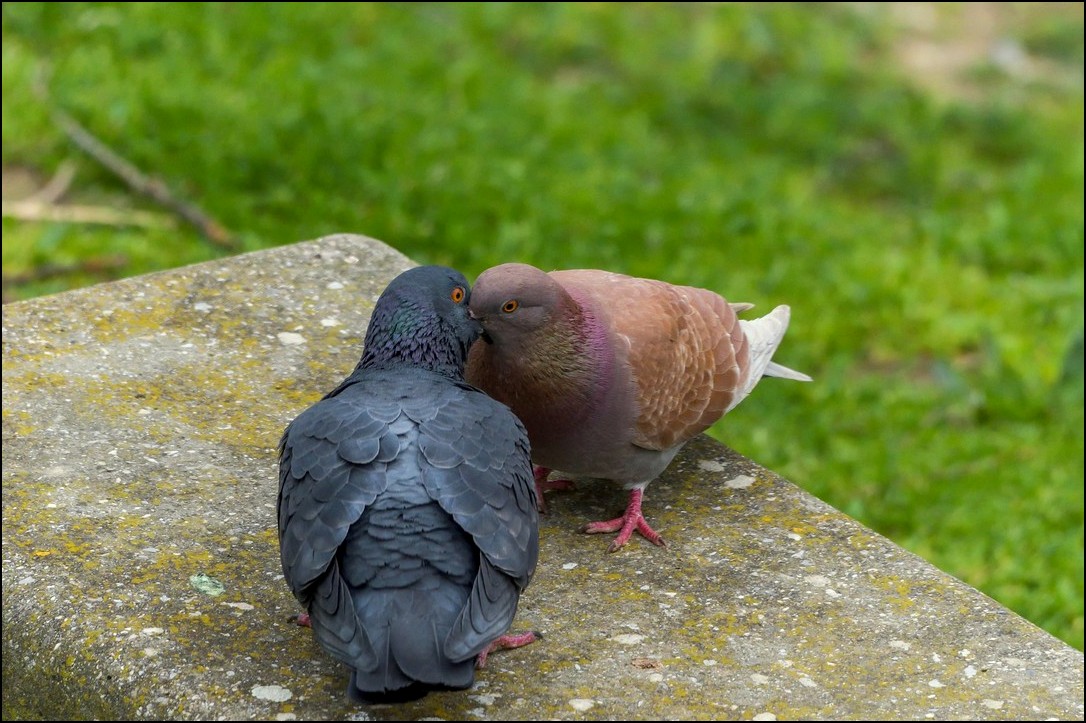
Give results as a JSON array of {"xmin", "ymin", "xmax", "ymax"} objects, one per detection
[
  {"xmin": 450, "ymin": 286, "xmax": 465, "ymax": 303},
  {"xmin": 501, "ymin": 300, "xmax": 519, "ymax": 313}
]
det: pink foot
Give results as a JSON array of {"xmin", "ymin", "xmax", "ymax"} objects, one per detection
[
  {"xmin": 582, "ymin": 488, "xmax": 666, "ymax": 552},
  {"xmin": 533, "ymin": 466, "xmax": 574, "ymax": 514},
  {"xmin": 291, "ymin": 611, "xmax": 312, "ymax": 627},
  {"xmin": 476, "ymin": 630, "xmax": 542, "ymax": 669}
]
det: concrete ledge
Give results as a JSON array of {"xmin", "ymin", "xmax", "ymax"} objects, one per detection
[{"xmin": 3, "ymin": 234, "xmax": 1083, "ymax": 721}]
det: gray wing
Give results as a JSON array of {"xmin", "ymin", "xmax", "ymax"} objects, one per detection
[
  {"xmin": 412, "ymin": 383, "xmax": 539, "ymax": 662},
  {"xmin": 277, "ymin": 388, "xmax": 403, "ymax": 670}
]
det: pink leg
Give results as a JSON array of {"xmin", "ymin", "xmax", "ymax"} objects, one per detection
[
  {"xmin": 582, "ymin": 488, "xmax": 666, "ymax": 553},
  {"xmin": 533, "ymin": 465, "xmax": 574, "ymax": 514},
  {"xmin": 476, "ymin": 630, "xmax": 541, "ymax": 669}
]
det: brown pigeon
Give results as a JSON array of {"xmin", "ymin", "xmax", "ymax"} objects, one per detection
[{"xmin": 464, "ymin": 263, "xmax": 810, "ymax": 552}]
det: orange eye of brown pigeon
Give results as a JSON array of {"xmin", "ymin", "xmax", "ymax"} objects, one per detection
[
  {"xmin": 501, "ymin": 300, "xmax": 519, "ymax": 313},
  {"xmin": 450, "ymin": 287, "xmax": 465, "ymax": 303}
]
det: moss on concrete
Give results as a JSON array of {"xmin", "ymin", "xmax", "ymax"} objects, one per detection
[{"xmin": 3, "ymin": 234, "xmax": 1082, "ymax": 721}]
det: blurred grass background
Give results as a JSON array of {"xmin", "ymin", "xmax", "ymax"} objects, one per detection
[{"xmin": 2, "ymin": 2, "xmax": 1082, "ymax": 650}]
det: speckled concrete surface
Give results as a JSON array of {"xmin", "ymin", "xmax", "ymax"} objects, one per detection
[{"xmin": 3, "ymin": 234, "xmax": 1082, "ymax": 721}]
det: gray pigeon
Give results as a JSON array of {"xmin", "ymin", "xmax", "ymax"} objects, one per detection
[
  {"xmin": 277, "ymin": 265, "xmax": 539, "ymax": 703},
  {"xmin": 464, "ymin": 263, "xmax": 811, "ymax": 552}
]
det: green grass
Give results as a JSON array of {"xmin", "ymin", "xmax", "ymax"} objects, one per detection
[{"xmin": 3, "ymin": 2, "xmax": 1082, "ymax": 650}]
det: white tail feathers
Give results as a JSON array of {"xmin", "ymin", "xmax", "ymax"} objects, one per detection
[
  {"xmin": 764, "ymin": 360, "xmax": 813, "ymax": 382},
  {"xmin": 730, "ymin": 305, "xmax": 811, "ymax": 412}
]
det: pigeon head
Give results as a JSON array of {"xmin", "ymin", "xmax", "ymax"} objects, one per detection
[
  {"xmin": 468, "ymin": 263, "xmax": 575, "ymax": 347},
  {"xmin": 359, "ymin": 265, "xmax": 481, "ymax": 377}
]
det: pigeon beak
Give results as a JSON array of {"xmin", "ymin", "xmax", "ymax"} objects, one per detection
[{"xmin": 468, "ymin": 309, "xmax": 494, "ymax": 344}]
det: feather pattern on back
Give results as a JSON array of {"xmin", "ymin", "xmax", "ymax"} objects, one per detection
[
  {"xmin": 464, "ymin": 262, "xmax": 810, "ymax": 551},
  {"xmin": 278, "ymin": 266, "xmax": 538, "ymax": 702}
]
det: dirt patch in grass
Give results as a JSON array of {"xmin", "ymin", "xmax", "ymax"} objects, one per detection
[{"xmin": 853, "ymin": 2, "xmax": 1084, "ymax": 100}]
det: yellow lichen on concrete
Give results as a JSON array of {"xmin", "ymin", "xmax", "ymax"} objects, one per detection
[{"xmin": 3, "ymin": 235, "xmax": 1083, "ymax": 721}]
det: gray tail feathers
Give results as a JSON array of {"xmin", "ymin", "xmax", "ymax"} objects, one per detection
[
  {"xmin": 732, "ymin": 305, "xmax": 811, "ymax": 412},
  {"xmin": 349, "ymin": 614, "xmax": 475, "ymax": 703}
]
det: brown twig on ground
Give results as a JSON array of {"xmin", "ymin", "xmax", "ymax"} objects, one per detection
[
  {"xmin": 25, "ymin": 159, "xmax": 77, "ymax": 204},
  {"xmin": 50, "ymin": 110, "xmax": 237, "ymax": 250},
  {"xmin": 2, "ymin": 199, "xmax": 175, "ymax": 229},
  {"xmin": 29, "ymin": 62, "xmax": 236, "ymax": 249}
]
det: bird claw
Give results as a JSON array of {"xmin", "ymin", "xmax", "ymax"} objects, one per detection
[
  {"xmin": 581, "ymin": 488, "xmax": 666, "ymax": 551},
  {"xmin": 583, "ymin": 515, "xmax": 667, "ymax": 552},
  {"xmin": 533, "ymin": 466, "xmax": 574, "ymax": 514},
  {"xmin": 475, "ymin": 630, "xmax": 542, "ymax": 669}
]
